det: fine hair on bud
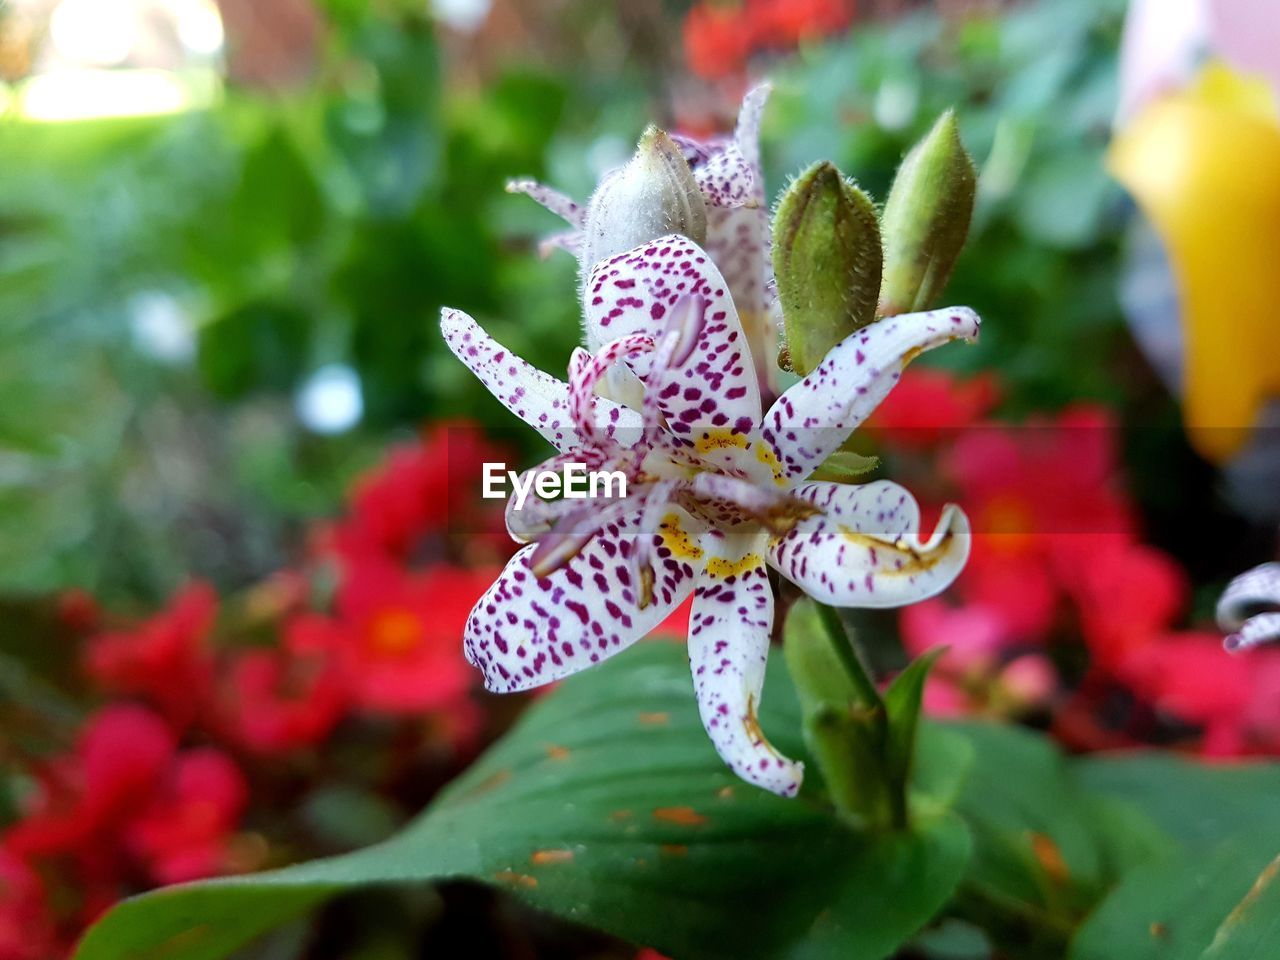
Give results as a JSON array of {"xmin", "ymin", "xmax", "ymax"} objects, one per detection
[
  {"xmin": 879, "ymin": 110, "xmax": 977, "ymax": 317},
  {"xmin": 772, "ymin": 160, "xmax": 883, "ymax": 376},
  {"xmin": 579, "ymin": 126, "xmax": 708, "ymax": 285}
]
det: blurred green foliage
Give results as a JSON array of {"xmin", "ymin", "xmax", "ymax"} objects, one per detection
[
  {"xmin": 0, "ymin": 0, "xmax": 1174, "ymax": 602},
  {"xmin": 769, "ymin": 0, "xmax": 1130, "ymax": 412}
]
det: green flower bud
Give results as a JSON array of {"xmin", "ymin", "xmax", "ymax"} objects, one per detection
[
  {"xmin": 879, "ymin": 110, "xmax": 977, "ymax": 317},
  {"xmin": 580, "ymin": 126, "xmax": 707, "ymax": 273},
  {"xmin": 772, "ymin": 161, "xmax": 883, "ymax": 376}
]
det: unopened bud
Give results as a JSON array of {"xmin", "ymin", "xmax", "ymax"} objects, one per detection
[
  {"xmin": 879, "ymin": 111, "xmax": 977, "ymax": 317},
  {"xmin": 772, "ymin": 161, "xmax": 883, "ymax": 376},
  {"xmin": 580, "ymin": 127, "xmax": 708, "ymax": 273}
]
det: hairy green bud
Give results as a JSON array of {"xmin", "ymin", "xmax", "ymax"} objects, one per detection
[
  {"xmin": 772, "ymin": 161, "xmax": 883, "ymax": 376},
  {"xmin": 879, "ymin": 110, "xmax": 977, "ymax": 316},
  {"xmin": 580, "ymin": 126, "xmax": 707, "ymax": 274}
]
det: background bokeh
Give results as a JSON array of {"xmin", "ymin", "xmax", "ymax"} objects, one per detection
[{"xmin": 3, "ymin": 1, "xmax": 1279, "ymax": 957}]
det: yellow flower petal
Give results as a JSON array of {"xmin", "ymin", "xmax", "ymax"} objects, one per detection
[{"xmin": 1109, "ymin": 64, "xmax": 1280, "ymax": 462}]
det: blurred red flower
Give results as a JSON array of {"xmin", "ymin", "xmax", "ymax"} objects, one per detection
[
  {"xmin": 684, "ymin": 3, "xmax": 754, "ymax": 80},
  {"xmin": 943, "ymin": 406, "xmax": 1137, "ymax": 640},
  {"xmin": 751, "ymin": 0, "xmax": 856, "ymax": 49},
  {"xmin": 1119, "ymin": 631, "xmax": 1254, "ymax": 728},
  {"xmin": 222, "ymin": 618, "xmax": 348, "ymax": 755},
  {"xmin": 330, "ymin": 421, "xmax": 504, "ymax": 562},
  {"xmin": 683, "ymin": 0, "xmax": 855, "ymax": 80},
  {"xmin": 0, "ymin": 848, "xmax": 59, "ymax": 960},
  {"xmin": 4, "ymin": 703, "xmax": 249, "ymax": 928},
  {"xmin": 866, "ymin": 369, "xmax": 1000, "ymax": 451},
  {"xmin": 902, "ymin": 598, "xmax": 1013, "ymax": 671},
  {"xmin": 6, "ymin": 705, "xmax": 175, "ymax": 863},
  {"xmin": 1070, "ymin": 541, "xmax": 1189, "ymax": 669},
  {"xmin": 903, "ymin": 599, "xmax": 1058, "ymax": 717},
  {"xmin": 322, "ymin": 559, "xmax": 490, "ymax": 716},
  {"xmin": 125, "ymin": 749, "xmax": 249, "ymax": 885},
  {"xmin": 82, "ymin": 583, "xmax": 217, "ymax": 730},
  {"xmin": 55, "ymin": 588, "xmax": 100, "ymax": 634}
]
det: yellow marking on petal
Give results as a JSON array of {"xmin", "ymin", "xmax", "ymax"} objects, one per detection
[
  {"xmin": 658, "ymin": 513, "xmax": 705, "ymax": 561},
  {"xmin": 544, "ymin": 744, "xmax": 571, "ymax": 761},
  {"xmin": 741, "ymin": 693, "xmax": 785, "ymax": 760},
  {"xmin": 705, "ymin": 553, "xmax": 763, "ymax": 579},
  {"xmin": 696, "ymin": 429, "xmax": 749, "ymax": 454},
  {"xmin": 638, "ymin": 711, "xmax": 670, "ymax": 726},
  {"xmin": 753, "ymin": 440, "xmax": 788, "ymax": 486},
  {"xmin": 838, "ymin": 527, "xmax": 955, "ymax": 576},
  {"xmin": 901, "ymin": 344, "xmax": 926, "ymax": 366}
]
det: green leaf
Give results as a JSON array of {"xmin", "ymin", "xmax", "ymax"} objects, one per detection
[
  {"xmin": 945, "ymin": 723, "xmax": 1113, "ymax": 924},
  {"xmin": 883, "ymin": 648, "xmax": 945, "ymax": 807},
  {"xmin": 1074, "ymin": 752, "xmax": 1280, "ymax": 855},
  {"xmin": 78, "ymin": 642, "xmax": 970, "ymax": 960},
  {"xmin": 783, "ymin": 601, "xmax": 893, "ymax": 825},
  {"xmin": 810, "ymin": 450, "xmax": 882, "ymax": 484},
  {"xmin": 783, "ymin": 600, "xmax": 865, "ymax": 713},
  {"xmin": 1070, "ymin": 837, "xmax": 1280, "ymax": 960},
  {"xmin": 911, "ymin": 724, "xmax": 975, "ymax": 819}
]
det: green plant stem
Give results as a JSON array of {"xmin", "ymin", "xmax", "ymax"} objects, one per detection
[{"xmin": 814, "ymin": 603, "xmax": 884, "ymax": 713}]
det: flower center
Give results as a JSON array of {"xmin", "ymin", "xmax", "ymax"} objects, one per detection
[
  {"xmin": 367, "ymin": 609, "xmax": 423, "ymax": 657},
  {"xmin": 981, "ymin": 496, "xmax": 1035, "ymax": 549}
]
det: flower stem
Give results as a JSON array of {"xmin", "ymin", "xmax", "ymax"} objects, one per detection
[{"xmin": 814, "ymin": 603, "xmax": 883, "ymax": 714}]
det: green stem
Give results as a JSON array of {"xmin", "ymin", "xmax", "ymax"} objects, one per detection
[{"xmin": 814, "ymin": 603, "xmax": 883, "ymax": 713}]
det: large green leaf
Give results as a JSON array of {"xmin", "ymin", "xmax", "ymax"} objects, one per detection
[
  {"xmin": 77, "ymin": 641, "xmax": 970, "ymax": 960},
  {"xmin": 945, "ymin": 723, "xmax": 1125, "ymax": 926},
  {"xmin": 1069, "ymin": 753, "xmax": 1280, "ymax": 959},
  {"xmin": 1075, "ymin": 753, "xmax": 1280, "ymax": 855},
  {"xmin": 1070, "ymin": 837, "xmax": 1280, "ymax": 960}
]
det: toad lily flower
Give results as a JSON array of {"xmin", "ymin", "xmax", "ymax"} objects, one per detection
[
  {"xmin": 442, "ymin": 234, "xmax": 978, "ymax": 797},
  {"xmin": 508, "ymin": 84, "xmax": 777, "ymax": 394},
  {"xmin": 1219, "ymin": 561, "xmax": 1280, "ymax": 652}
]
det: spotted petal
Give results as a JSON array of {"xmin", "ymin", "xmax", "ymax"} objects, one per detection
[
  {"xmin": 1224, "ymin": 613, "xmax": 1280, "ymax": 653},
  {"xmin": 1219, "ymin": 562, "xmax": 1280, "ymax": 652},
  {"xmin": 696, "ymin": 85, "xmax": 774, "ymax": 389},
  {"xmin": 539, "ymin": 229, "xmax": 583, "ymax": 260},
  {"xmin": 583, "ymin": 235, "xmax": 761, "ymax": 449},
  {"xmin": 504, "ymin": 449, "xmax": 618, "ymax": 543},
  {"xmin": 675, "ymin": 82, "xmax": 770, "ymax": 209},
  {"xmin": 759, "ymin": 308, "xmax": 981, "ymax": 486},
  {"xmin": 441, "ymin": 308, "xmax": 641, "ymax": 453},
  {"xmin": 506, "ymin": 178, "xmax": 585, "ymax": 228},
  {"xmin": 464, "ymin": 508, "xmax": 704, "ymax": 692},
  {"xmin": 688, "ymin": 530, "xmax": 802, "ymax": 797},
  {"xmin": 768, "ymin": 481, "xmax": 971, "ymax": 609}
]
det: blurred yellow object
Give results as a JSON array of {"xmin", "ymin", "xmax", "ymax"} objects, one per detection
[{"xmin": 1109, "ymin": 63, "xmax": 1280, "ymax": 462}]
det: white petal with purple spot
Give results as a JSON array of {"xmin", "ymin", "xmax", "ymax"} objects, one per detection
[
  {"xmin": 760, "ymin": 308, "xmax": 981, "ymax": 485},
  {"xmin": 688, "ymin": 530, "xmax": 803, "ymax": 798},
  {"xmin": 441, "ymin": 308, "xmax": 641, "ymax": 452},
  {"xmin": 465, "ymin": 509, "xmax": 700, "ymax": 692},
  {"xmin": 769, "ymin": 481, "xmax": 971, "ymax": 608}
]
